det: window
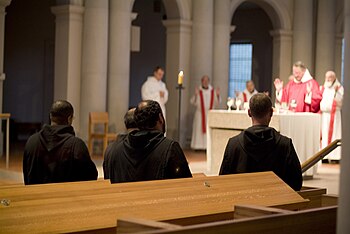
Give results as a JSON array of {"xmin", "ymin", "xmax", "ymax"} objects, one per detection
[
  {"xmin": 228, "ymin": 43, "xmax": 253, "ymax": 98},
  {"xmin": 341, "ymin": 38, "xmax": 345, "ymax": 83}
]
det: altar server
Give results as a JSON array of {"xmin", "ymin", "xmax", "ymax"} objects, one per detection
[
  {"xmin": 320, "ymin": 71, "xmax": 343, "ymax": 161},
  {"xmin": 191, "ymin": 75, "xmax": 221, "ymax": 150},
  {"xmin": 141, "ymin": 66, "xmax": 168, "ymax": 119},
  {"xmin": 274, "ymin": 61, "xmax": 322, "ymax": 112}
]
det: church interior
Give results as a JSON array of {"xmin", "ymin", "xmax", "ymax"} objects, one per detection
[{"xmin": 1, "ymin": 0, "xmax": 350, "ymax": 233}]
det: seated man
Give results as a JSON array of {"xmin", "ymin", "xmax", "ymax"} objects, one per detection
[
  {"xmin": 105, "ymin": 100, "xmax": 192, "ymax": 183},
  {"xmin": 103, "ymin": 108, "xmax": 138, "ymax": 179},
  {"xmin": 23, "ymin": 100, "xmax": 98, "ymax": 185},
  {"xmin": 219, "ymin": 94, "xmax": 302, "ymax": 191}
]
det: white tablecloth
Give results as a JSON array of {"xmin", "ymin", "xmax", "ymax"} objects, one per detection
[{"xmin": 207, "ymin": 110, "xmax": 321, "ymax": 176}]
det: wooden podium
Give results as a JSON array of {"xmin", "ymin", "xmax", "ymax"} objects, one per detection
[{"xmin": 0, "ymin": 172, "xmax": 308, "ymax": 233}]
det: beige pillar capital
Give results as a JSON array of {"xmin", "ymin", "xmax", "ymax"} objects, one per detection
[
  {"xmin": 162, "ymin": 19, "xmax": 192, "ymax": 34},
  {"xmin": 51, "ymin": 4, "xmax": 84, "ymax": 19}
]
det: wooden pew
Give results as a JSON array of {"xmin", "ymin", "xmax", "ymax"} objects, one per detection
[
  {"xmin": 119, "ymin": 205, "xmax": 337, "ymax": 234},
  {"xmin": 0, "ymin": 172, "xmax": 307, "ymax": 233},
  {"xmin": 298, "ymin": 186, "xmax": 338, "ymax": 209}
]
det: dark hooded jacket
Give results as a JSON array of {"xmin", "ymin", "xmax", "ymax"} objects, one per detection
[
  {"xmin": 219, "ymin": 125, "xmax": 302, "ymax": 191},
  {"xmin": 105, "ymin": 130, "xmax": 192, "ymax": 183},
  {"xmin": 23, "ymin": 125, "xmax": 98, "ymax": 185}
]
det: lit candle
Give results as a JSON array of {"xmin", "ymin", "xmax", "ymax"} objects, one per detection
[{"xmin": 178, "ymin": 71, "xmax": 184, "ymax": 85}]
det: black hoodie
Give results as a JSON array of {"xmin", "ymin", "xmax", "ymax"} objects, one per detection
[
  {"xmin": 105, "ymin": 130, "xmax": 192, "ymax": 183},
  {"xmin": 23, "ymin": 125, "xmax": 98, "ymax": 185},
  {"xmin": 219, "ymin": 125, "xmax": 302, "ymax": 191}
]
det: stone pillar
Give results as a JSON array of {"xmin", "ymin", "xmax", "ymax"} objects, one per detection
[
  {"xmin": 190, "ymin": 0, "xmax": 213, "ymax": 93},
  {"xmin": 162, "ymin": 19, "xmax": 192, "ymax": 145},
  {"xmin": 292, "ymin": 0, "xmax": 314, "ymax": 71},
  {"xmin": 51, "ymin": 3, "xmax": 84, "ymax": 135},
  {"xmin": 0, "ymin": 0, "xmax": 11, "ymax": 156},
  {"xmin": 212, "ymin": 0, "xmax": 231, "ymax": 108},
  {"xmin": 80, "ymin": 0, "xmax": 108, "ymax": 141},
  {"xmin": 107, "ymin": 0, "xmax": 134, "ymax": 133},
  {"xmin": 334, "ymin": 33, "xmax": 344, "ymax": 79},
  {"xmin": 337, "ymin": 0, "xmax": 350, "ymax": 233},
  {"xmin": 315, "ymin": 0, "xmax": 335, "ymax": 83},
  {"xmin": 270, "ymin": 29, "xmax": 293, "ymax": 86}
]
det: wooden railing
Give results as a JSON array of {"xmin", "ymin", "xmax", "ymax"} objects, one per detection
[{"xmin": 301, "ymin": 139, "xmax": 341, "ymax": 173}]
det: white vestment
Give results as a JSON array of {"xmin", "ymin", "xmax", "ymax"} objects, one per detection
[
  {"xmin": 320, "ymin": 80, "xmax": 343, "ymax": 160},
  {"xmin": 191, "ymin": 85, "xmax": 220, "ymax": 150},
  {"xmin": 141, "ymin": 76, "xmax": 169, "ymax": 119},
  {"xmin": 237, "ymin": 89, "xmax": 258, "ymax": 103}
]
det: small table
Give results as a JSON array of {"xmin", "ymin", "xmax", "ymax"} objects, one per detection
[{"xmin": 0, "ymin": 113, "xmax": 10, "ymax": 168}]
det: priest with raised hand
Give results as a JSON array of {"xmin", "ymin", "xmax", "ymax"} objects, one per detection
[
  {"xmin": 191, "ymin": 75, "xmax": 221, "ymax": 150},
  {"xmin": 274, "ymin": 61, "xmax": 322, "ymax": 112},
  {"xmin": 320, "ymin": 71, "xmax": 344, "ymax": 162}
]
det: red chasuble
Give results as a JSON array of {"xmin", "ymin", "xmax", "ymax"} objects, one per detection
[{"xmin": 281, "ymin": 79, "xmax": 322, "ymax": 113}]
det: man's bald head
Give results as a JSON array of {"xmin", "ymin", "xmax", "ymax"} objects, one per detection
[
  {"xmin": 325, "ymin": 71, "xmax": 336, "ymax": 82},
  {"xmin": 248, "ymin": 93, "xmax": 273, "ymax": 126},
  {"xmin": 50, "ymin": 100, "xmax": 74, "ymax": 125}
]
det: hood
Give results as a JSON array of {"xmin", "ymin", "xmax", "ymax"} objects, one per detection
[
  {"xmin": 300, "ymin": 69, "xmax": 313, "ymax": 83},
  {"xmin": 239, "ymin": 125, "xmax": 281, "ymax": 162},
  {"xmin": 123, "ymin": 130, "xmax": 165, "ymax": 166},
  {"xmin": 39, "ymin": 125, "xmax": 75, "ymax": 152}
]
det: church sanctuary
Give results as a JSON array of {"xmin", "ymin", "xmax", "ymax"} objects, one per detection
[{"xmin": 1, "ymin": 0, "xmax": 350, "ymax": 233}]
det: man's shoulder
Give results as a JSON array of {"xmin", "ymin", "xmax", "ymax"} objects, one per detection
[
  {"xmin": 226, "ymin": 133, "xmax": 242, "ymax": 147},
  {"xmin": 25, "ymin": 132, "xmax": 41, "ymax": 149}
]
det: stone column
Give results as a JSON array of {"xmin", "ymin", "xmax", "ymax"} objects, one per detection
[
  {"xmin": 292, "ymin": 0, "xmax": 314, "ymax": 71},
  {"xmin": 334, "ymin": 33, "xmax": 344, "ymax": 79},
  {"xmin": 212, "ymin": 0, "xmax": 231, "ymax": 108},
  {"xmin": 80, "ymin": 0, "xmax": 108, "ymax": 141},
  {"xmin": 270, "ymin": 29, "xmax": 293, "ymax": 86},
  {"xmin": 162, "ymin": 19, "xmax": 192, "ymax": 145},
  {"xmin": 337, "ymin": 0, "xmax": 350, "ymax": 233},
  {"xmin": 0, "ymin": 0, "xmax": 11, "ymax": 156},
  {"xmin": 315, "ymin": 0, "xmax": 335, "ymax": 83},
  {"xmin": 107, "ymin": 0, "xmax": 134, "ymax": 133},
  {"xmin": 51, "ymin": 3, "xmax": 84, "ymax": 135},
  {"xmin": 190, "ymin": 0, "xmax": 213, "ymax": 93}
]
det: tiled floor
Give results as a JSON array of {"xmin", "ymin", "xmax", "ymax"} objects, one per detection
[{"xmin": 0, "ymin": 141, "xmax": 340, "ymax": 194}]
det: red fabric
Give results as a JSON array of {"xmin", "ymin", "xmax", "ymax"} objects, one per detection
[
  {"xmin": 243, "ymin": 93, "xmax": 247, "ymax": 102},
  {"xmin": 199, "ymin": 89, "xmax": 215, "ymax": 134},
  {"xmin": 328, "ymin": 100, "xmax": 337, "ymax": 144},
  {"xmin": 281, "ymin": 79, "xmax": 322, "ymax": 113},
  {"xmin": 199, "ymin": 90, "xmax": 206, "ymax": 134},
  {"xmin": 210, "ymin": 89, "xmax": 214, "ymax": 110}
]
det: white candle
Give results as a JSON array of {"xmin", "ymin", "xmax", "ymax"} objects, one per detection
[{"xmin": 178, "ymin": 71, "xmax": 184, "ymax": 85}]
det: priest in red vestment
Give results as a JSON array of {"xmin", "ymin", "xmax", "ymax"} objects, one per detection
[
  {"xmin": 274, "ymin": 61, "xmax": 322, "ymax": 113},
  {"xmin": 191, "ymin": 75, "xmax": 221, "ymax": 150}
]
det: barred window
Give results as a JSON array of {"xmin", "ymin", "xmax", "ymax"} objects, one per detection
[{"xmin": 228, "ymin": 43, "xmax": 253, "ymax": 97}]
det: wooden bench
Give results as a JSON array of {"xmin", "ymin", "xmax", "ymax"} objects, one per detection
[
  {"xmin": 0, "ymin": 172, "xmax": 307, "ymax": 233},
  {"xmin": 118, "ymin": 205, "xmax": 337, "ymax": 234}
]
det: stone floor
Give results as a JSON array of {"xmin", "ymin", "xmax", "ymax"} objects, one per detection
[{"xmin": 0, "ymin": 142, "xmax": 340, "ymax": 195}]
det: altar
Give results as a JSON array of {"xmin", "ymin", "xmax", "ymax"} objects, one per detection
[{"xmin": 207, "ymin": 110, "xmax": 321, "ymax": 176}]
